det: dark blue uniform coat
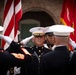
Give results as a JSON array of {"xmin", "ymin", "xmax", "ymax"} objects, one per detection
[{"xmin": 39, "ymin": 46, "xmax": 71, "ymax": 75}]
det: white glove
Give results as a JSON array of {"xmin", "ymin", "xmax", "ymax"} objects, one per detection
[
  {"xmin": 20, "ymin": 35, "xmax": 33, "ymax": 45},
  {"xmin": 43, "ymin": 44, "xmax": 49, "ymax": 49},
  {"xmin": 69, "ymin": 38, "xmax": 76, "ymax": 49},
  {"xmin": 14, "ymin": 67, "xmax": 21, "ymax": 75},
  {"xmin": 0, "ymin": 34, "xmax": 13, "ymax": 44}
]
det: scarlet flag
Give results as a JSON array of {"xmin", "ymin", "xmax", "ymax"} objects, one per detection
[
  {"xmin": 2, "ymin": 0, "xmax": 22, "ymax": 49},
  {"xmin": 60, "ymin": 0, "xmax": 76, "ymax": 50}
]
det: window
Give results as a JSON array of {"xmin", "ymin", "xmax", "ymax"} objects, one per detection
[{"xmin": 19, "ymin": 19, "xmax": 40, "ymax": 46}]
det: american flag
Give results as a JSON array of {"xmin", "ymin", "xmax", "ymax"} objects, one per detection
[{"xmin": 2, "ymin": 0, "xmax": 22, "ymax": 49}]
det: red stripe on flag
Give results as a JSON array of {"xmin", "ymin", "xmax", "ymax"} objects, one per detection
[
  {"xmin": 3, "ymin": 15, "xmax": 14, "ymax": 36},
  {"xmin": 14, "ymin": 0, "xmax": 20, "ymax": 6},
  {"xmin": 3, "ymin": 0, "xmax": 13, "ymax": 22}
]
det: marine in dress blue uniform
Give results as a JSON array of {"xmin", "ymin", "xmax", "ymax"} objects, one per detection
[
  {"xmin": 19, "ymin": 27, "xmax": 52, "ymax": 75},
  {"xmin": 39, "ymin": 25, "xmax": 74, "ymax": 75},
  {"xmin": 44, "ymin": 26, "xmax": 54, "ymax": 49}
]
